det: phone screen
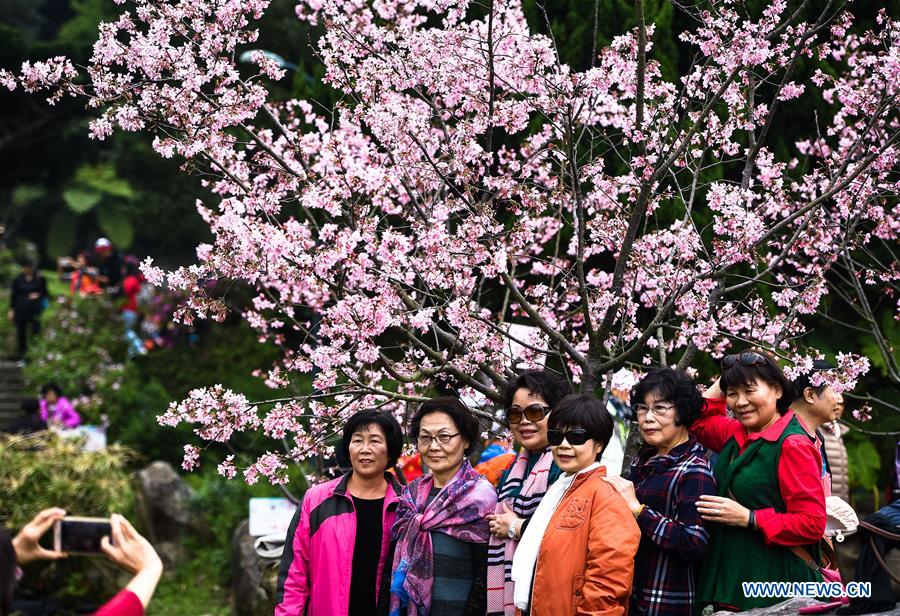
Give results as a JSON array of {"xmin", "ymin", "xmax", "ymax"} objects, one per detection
[{"xmin": 59, "ymin": 518, "xmax": 111, "ymax": 554}]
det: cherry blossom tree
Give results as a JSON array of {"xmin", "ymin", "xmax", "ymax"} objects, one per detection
[{"xmin": 4, "ymin": 0, "xmax": 898, "ymax": 482}]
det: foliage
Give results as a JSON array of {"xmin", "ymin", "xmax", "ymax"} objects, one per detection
[
  {"xmin": 22, "ymin": 294, "xmax": 128, "ymax": 420},
  {"xmin": 0, "ymin": 431, "xmax": 135, "ymax": 603},
  {"xmin": 147, "ymin": 464, "xmax": 303, "ymax": 615},
  {"xmin": 148, "ymin": 560, "xmax": 231, "ymax": 616},
  {"xmin": 0, "ymin": 431, "xmax": 134, "ymax": 528},
  {"xmin": 844, "ymin": 429, "xmax": 883, "ymax": 492}
]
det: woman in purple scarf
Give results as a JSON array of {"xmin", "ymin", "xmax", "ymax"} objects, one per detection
[{"xmin": 382, "ymin": 397, "xmax": 497, "ymax": 616}]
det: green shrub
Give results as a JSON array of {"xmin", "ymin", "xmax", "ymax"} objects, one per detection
[
  {"xmin": 0, "ymin": 432, "xmax": 134, "ymax": 527},
  {"xmin": 0, "ymin": 432, "xmax": 135, "ymax": 603},
  {"xmin": 22, "ymin": 295, "xmax": 129, "ymax": 423}
]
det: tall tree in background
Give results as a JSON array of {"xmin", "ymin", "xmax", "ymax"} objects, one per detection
[{"xmin": 5, "ymin": 0, "xmax": 897, "ymax": 482}]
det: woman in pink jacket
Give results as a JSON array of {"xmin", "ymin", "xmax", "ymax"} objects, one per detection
[
  {"xmin": 275, "ymin": 409, "xmax": 405, "ymax": 616},
  {"xmin": 39, "ymin": 383, "xmax": 81, "ymax": 428}
]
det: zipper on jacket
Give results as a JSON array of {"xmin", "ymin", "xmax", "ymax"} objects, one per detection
[{"xmin": 527, "ymin": 473, "xmax": 584, "ymax": 611}]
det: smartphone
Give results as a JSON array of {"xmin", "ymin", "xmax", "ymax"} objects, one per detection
[{"xmin": 53, "ymin": 516, "xmax": 111, "ymax": 555}]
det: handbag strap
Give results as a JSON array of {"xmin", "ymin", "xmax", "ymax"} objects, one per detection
[
  {"xmin": 869, "ymin": 535, "xmax": 900, "ymax": 586},
  {"xmin": 790, "ymin": 545, "xmax": 820, "ymax": 571}
]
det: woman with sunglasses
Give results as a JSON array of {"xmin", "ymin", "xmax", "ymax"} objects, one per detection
[
  {"xmin": 383, "ymin": 397, "xmax": 497, "ymax": 616},
  {"xmin": 511, "ymin": 394, "xmax": 640, "ymax": 615},
  {"xmin": 603, "ymin": 367, "xmax": 716, "ymax": 616},
  {"xmin": 691, "ymin": 351, "xmax": 827, "ymax": 612},
  {"xmin": 485, "ymin": 370, "xmax": 571, "ymax": 616}
]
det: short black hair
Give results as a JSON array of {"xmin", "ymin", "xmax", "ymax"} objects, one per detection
[
  {"xmin": 720, "ymin": 350, "xmax": 795, "ymax": 413},
  {"xmin": 791, "ymin": 359, "xmax": 836, "ymax": 400},
  {"xmin": 409, "ymin": 396, "xmax": 482, "ymax": 456},
  {"xmin": 547, "ymin": 394, "xmax": 613, "ymax": 457},
  {"xmin": 20, "ymin": 399, "xmax": 39, "ymax": 415},
  {"xmin": 1, "ymin": 525, "xmax": 15, "ymax": 616},
  {"xmin": 503, "ymin": 370, "xmax": 572, "ymax": 410},
  {"xmin": 631, "ymin": 367, "xmax": 705, "ymax": 428},
  {"xmin": 340, "ymin": 409, "xmax": 404, "ymax": 469},
  {"xmin": 40, "ymin": 383, "xmax": 62, "ymax": 397}
]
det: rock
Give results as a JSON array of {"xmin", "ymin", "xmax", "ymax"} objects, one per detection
[
  {"xmin": 136, "ymin": 461, "xmax": 197, "ymax": 566},
  {"xmin": 713, "ymin": 598, "xmax": 900, "ymax": 616},
  {"xmin": 232, "ymin": 520, "xmax": 276, "ymax": 616}
]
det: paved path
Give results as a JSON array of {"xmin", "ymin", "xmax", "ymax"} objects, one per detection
[{"xmin": 0, "ymin": 360, "xmax": 25, "ymax": 429}]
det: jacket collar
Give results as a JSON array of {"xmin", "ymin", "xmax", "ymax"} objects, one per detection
[
  {"xmin": 635, "ymin": 435, "xmax": 701, "ymax": 466},
  {"xmin": 568, "ymin": 464, "xmax": 605, "ymax": 490},
  {"xmin": 747, "ymin": 409, "xmax": 797, "ymax": 443},
  {"xmin": 333, "ymin": 471, "xmax": 402, "ymax": 503}
]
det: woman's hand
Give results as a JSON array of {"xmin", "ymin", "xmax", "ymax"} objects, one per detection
[
  {"xmin": 101, "ymin": 514, "xmax": 163, "ymax": 609},
  {"xmin": 703, "ymin": 377, "xmax": 724, "ymax": 400},
  {"xmin": 100, "ymin": 514, "xmax": 162, "ymax": 575},
  {"xmin": 12, "ymin": 508, "xmax": 68, "ymax": 564},
  {"xmin": 603, "ymin": 475, "xmax": 642, "ymax": 516},
  {"xmin": 487, "ymin": 502, "xmax": 521, "ymax": 539},
  {"xmin": 697, "ymin": 495, "xmax": 750, "ymax": 527}
]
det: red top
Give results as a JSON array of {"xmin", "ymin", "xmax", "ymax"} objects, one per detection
[
  {"xmin": 93, "ymin": 589, "xmax": 143, "ymax": 616},
  {"xmin": 691, "ymin": 397, "xmax": 826, "ymax": 547},
  {"xmin": 121, "ymin": 275, "xmax": 141, "ymax": 312}
]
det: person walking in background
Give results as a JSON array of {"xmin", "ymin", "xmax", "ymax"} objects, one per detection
[
  {"xmin": 790, "ymin": 360, "xmax": 843, "ymax": 496},
  {"xmin": 94, "ymin": 238, "xmax": 123, "ymax": 296},
  {"xmin": 512, "ymin": 394, "xmax": 640, "ymax": 616},
  {"xmin": 692, "ymin": 351, "xmax": 826, "ymax": 612},
  {"xmin": 821, "ymin": 394, "xmax": 850, "ymax": 503},
  {"xmin": 39, "ymin": 383, "xmax": 81, "ymax": 428},
  {"xmin": 60, "ymin": 252, "xmax": 102, "ymax": 296},
  {"xmin": 604, "ymin": 368, "xmax": 716, "ymax": 616},
  {"xmin": 7, "ymin": 258, "xmax": 48, "ymax": 361},
  {"xmin": 486, "ymin": 369, "xmax": 571, "ymax": 616},
  {"xmin": 275, "ymin": 409, "xmax": 404, "ymax": 616},
  {"xmin": 120, "ymin": 257, "xmax": 146, "ymax": 356},
  {"xmin": 385, "ymin": 397, "xmax": 496, "ymax": 616},
  {"xmin": 604, "ymin": 368, "xmax": 637, "ymax": 476},
  {"xmin": 474, "ymin": 436, "xmax": 515, "ymax": 487}
]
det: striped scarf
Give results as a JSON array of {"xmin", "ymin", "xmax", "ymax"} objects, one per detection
[{"xmin": 486, "ymin": 448, "xmax": 554, "ymax": 616}]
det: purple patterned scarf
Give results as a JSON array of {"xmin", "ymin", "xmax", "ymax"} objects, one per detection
[
  {"xmin": 389, "ymin": 459, "xmax": 497, "ymax": 616},
  {"xmin": 486, "ymin": 448, "xmax": 553, "ymax": 616}
]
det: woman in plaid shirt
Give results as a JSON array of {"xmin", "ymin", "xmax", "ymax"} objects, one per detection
[{"xmin": 605, "ymin": 368, "xmax": 716, "ymax": 616}]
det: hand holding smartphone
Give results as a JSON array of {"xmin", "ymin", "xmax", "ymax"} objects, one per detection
[{"xmin": 53, "ymin": 516, "xmax": 112, "ymax": 555}]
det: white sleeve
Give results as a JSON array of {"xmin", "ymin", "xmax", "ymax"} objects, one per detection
[{"xmin": 602, "ymin": 403, "xmax": 625, "ymax": 476}]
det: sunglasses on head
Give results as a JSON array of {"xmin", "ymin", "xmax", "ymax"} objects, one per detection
[
  {"xmin": 547, "ymin": 428, "xmax": 591, "ymax": 446},
  {"xmin": 505, "ymin": 403, "xmax": 550, "ymax": 425},
  {"xmin": 721, "ymin": 351, "xmax": 768, "ymax": 370}
]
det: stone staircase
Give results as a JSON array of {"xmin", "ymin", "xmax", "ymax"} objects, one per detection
[{"xmin": 0, "ymin": 360, "xmax": 25, "ymax": 429}]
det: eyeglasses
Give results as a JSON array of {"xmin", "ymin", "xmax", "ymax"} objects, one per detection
[
  {"xmin": 547, "ymin": 428, "xmax": 591, "ymax": 446},
  {"xmin": 722, "ymin": 352, "xmax": 768, "ymax": 370},
  {"xmin": 634, "ymin": 403, "xmax": 677, "ymax": 418},
  {"xmin": 505, "ymin": 404, "xmax": 550, "ymax": 425},
  {"xmin": 416, "ymin": 433, "xmax": 460, "ymax": 448}
]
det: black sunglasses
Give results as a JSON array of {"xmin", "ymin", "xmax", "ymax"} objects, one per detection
[
  {"xmin": 505, "ymin": 404, "xmax": 550, "ymax": 425},
  {"xmin": 547, "ymin": 428, "xmax": 591, "ymax": 446},
  {"xmin": 721, "ymin": 352, "xmax": 768, "ymax": 370}
]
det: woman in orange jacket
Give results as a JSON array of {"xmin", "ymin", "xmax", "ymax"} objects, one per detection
[{"xmin": 511, "ymin": 394, "xmax": 641, "ymax": 616}]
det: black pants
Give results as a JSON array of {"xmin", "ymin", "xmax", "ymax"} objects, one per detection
[
  {"xmin": 854, "ymin": 510, "xmax": 899, "ymax": 603},
  {"xmin": 14, "ymin": 313, "xmax": 40, "ymax": 358}
]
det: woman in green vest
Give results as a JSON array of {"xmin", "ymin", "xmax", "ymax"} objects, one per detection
[{"xmin": 691, "ymin": 351, "xmax": 826, "ymax": 612}]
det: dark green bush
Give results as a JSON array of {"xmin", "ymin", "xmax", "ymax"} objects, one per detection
[{"xmin": 0, "ymin": 432, "xmax": 135, "ymax": 603}]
